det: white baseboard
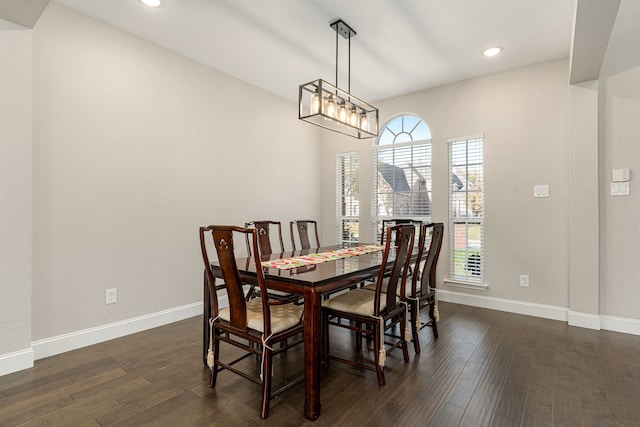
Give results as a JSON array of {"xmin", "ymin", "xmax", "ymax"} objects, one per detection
[
  {"xmin": 438, "ymin": 290, "xmax": 640, "ymax": 336},
  {"xmin": 568, "ymin": 311, "xmax": 601, "ymax": 330},
  {"xmin": 438, "ymin": 289, "xmax": 568, "ymax": 321},
  {"xmin": 0, "ymin": 348, "xmax": 34, "ymax": 376},
  {"xmin": 31, "ymin": 301, "xmax": 204, "ymax": 361},
  {"xmin": 1, "ymin": 294, "xmax": 230, "ymax": 377},
  {"xmin": 601, "ymin": 314, "xmax": 640, "ymax": 336}
]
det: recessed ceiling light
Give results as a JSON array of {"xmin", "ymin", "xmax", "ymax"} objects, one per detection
[
  {"xmin": 139, "ymin": 0, "xmax": 162, "ymax": 7},
  {"xmin": 483, "ymin": 47, "xmax": 503, "ymax": 57}
]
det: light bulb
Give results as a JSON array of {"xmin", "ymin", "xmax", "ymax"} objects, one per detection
[
  {"xmin": 349, "ymin": 107, "xmax": 358, "ymax": 127},
  {"xmin": 326, "ymin": 96, "xmax": 336, "ymax": 118},
  {"xmin": 338, "ymin": 102, "xmax": 347, "ymax": 122},
  {"xmin": 310, "ymin": 92, "xmax": 320, "ymax": 115},
  {"xmin": 360, "ymin": 112, "xmax": 369, "ymax": 132},
  {"xmin": 483, "ymin": 46, "xmax": 502, "ymax": 57},
  {"xmin": 139, "ymin": 0, "xmax": 162, "ymax": 7}
]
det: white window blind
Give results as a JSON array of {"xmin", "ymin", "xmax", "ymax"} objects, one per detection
[
  {"xmin": 448, "ymin": 136, "xmax": 484, "ymax": 283},
  {"xmin": 336, "ymin": 152, "xmax": 359, "ymax": 244},
  {"xmin": 372, "ymin": 115, "xmax": 432, "ymax": 242}
]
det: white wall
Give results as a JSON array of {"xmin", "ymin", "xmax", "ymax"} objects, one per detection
[
  {"xmin": 568, "ymin": 80, "xmax": 599, "ymax": 324},
  {"xmin": 599, "ymin": 67, "xmax": 640, "ymax": 319},
  {"xmin": 599, "ymin": 0, "xmax": 640, "ymax": 320},
  {"xmin": 28, "ymin": 3, "xmax": 321, "ymax": 342},
  {"xmin": 0, "ymin": 29, "xmax": 33, "ymax": 373},
  {"xmin": 322, "ymin": 59, "xmax": 570, "ymax": 310}
]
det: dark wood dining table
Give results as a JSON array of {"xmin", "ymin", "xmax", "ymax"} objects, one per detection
[{"xmin": 202, "ymin": 244, "xmax": 386, "ymax": 420}]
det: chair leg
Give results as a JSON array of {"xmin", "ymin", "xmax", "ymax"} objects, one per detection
[
  {"xmin": 401, "ymin": 313, "xmax": 410, "ymax": 363},
  {"xmin": 245, "ymin": 284, "xmax": 256, "ymax": 301},
  {"xmin": 209, "ymin": 336, "xmax": 220, "ymax": 387},
  {"xmin": 411, "ymin": 300, "xmax": 421, "ymax": 354},
  {"xmin": 429, "ymin": 298, "xmax": 439, "ymax": 338},
  {"xmin": 260, "ymin": 348, "xmax": 273, "ymax": 419},
  {"xmin": 252, "ymin": 342, "xmax": 261, "ymax": 363},
  {"xmin": 365, "ymin": 323, "xmax": 373, "ymax": 343},
  {"xmin": 373, "ymin": 321, "xmax": 385, "ymax": 386}
]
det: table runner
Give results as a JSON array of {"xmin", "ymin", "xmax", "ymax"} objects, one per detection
[{"xmin": 261, "ymin": 244, "xmax": 384, "ymax": 270}]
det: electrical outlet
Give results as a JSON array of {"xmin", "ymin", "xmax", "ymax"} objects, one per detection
[
  {"xmin": 106, "ymin": 288, "xmax": 118, "ymax": 304},
  {"xmin": 519, "ymin": 275, "xmax": 530, "ymax": 288},
  {"xmin": 533, "ymin": 185, "xmax": 549, "ymax": 198}
]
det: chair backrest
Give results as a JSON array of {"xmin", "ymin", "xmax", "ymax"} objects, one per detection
[
  {"xmin": 244, "ymin": 221, "xmax": 285, "ymax": 257},
  {"xmin": 380, "ymin": 218, "xmax": 423, "ymax": 246},
  {"xmin": 199, "ymin": 225, "xmax": 272, "ymax": 333},
  {"xmin": 373, "ymin": 224, "xmax": 415, "ymax": 315},
  {"xmin": 290, "ymin": 220, "xmax": 320, "ymax": 250},
  {"xmin": 411, "ymin": 222, "xmax": 444, "ymax": 298}
]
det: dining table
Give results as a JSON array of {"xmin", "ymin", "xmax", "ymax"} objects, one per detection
[{"xmin": 202, "ymin": 243, "xmax": 388, "ymax": 420}]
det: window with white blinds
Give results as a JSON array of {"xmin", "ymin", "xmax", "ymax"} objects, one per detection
[
  {"xmin": 336, "ymin": 152, "xmax": 359, "ymax": 244},
  {"xmin": 372, "ymin": 114, "xmax": 431, "ymax": 242},
  {"xmin": 448, "ymin": 136, "xmax": 484, "ymax": 283}
]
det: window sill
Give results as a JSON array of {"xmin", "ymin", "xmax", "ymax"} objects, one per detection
[{"xmin": 443, "ymin": 278, "xmax": 488, "ymax": 290}]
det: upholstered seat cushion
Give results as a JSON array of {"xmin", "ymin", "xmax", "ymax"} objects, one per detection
[
  {"xmin": 322, "ymin": 288, "xmax": 394, "ymax": 316},
  {"xmin": 362, "ymin": 278, "xmax": 408, "ymax": 297},
  {"xmin": 267, "ymin": 289, "xmax": 296, "ymax": 297},
  {"xmin": 219, "ymin": 298, "xmax": 303, "ymax": 334}
]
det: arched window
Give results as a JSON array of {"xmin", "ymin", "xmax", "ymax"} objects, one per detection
[{"xmin": 372, "ymin": 114, "xmax": 432, "ymax": 240}]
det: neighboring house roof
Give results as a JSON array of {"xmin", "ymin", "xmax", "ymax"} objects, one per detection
[
  {"xmin": 451, "ymin": 173, "xmax": 477, "ymax": 191},
  {"xmin": 379, "ymin": 162, "xmax": 411, "ymax": 192},
  {"xmin": 452, "ymin": 173, "xmax": 464, "ymax": 190}
]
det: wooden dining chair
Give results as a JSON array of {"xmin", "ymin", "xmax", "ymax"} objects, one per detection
[
  {"xmin": 244, "ymin": 220, "xmax": 285, "ymax": 256},
  {"xmin": 380, "ymin": 218, "xmax": 423, "ymax": 245},
  {"xmin": 245, "ymin": 220, "xmax": 299, "ymax": 302},
  {"xmin": 408, "ymin": 222, "xmax": 444, "ymax": 353},
  {"xmin": 366, "ymin": 223, "xmax": 444, "ymax": 352},
  {"xmin": 290, "ymin": 220, "xmax": 320, "ymax": 250},
  {"xmin": 321, "ymin": 224, "xmax": 414, "ymax": 386},
  {"xmin": 199, "ymin": 225, "xmax": 305, "ymax": 419},
  {"xmin": 378, "ymin": 218, "xmax": 422, "ymax": 281}
]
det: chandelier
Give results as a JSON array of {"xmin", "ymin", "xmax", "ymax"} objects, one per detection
[{"xmin": 298, "ymin": 19, "xmax": 379, "ymax": 139}]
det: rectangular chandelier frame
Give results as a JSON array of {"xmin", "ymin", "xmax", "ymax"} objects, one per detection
[{"xmin": 299, "ymin": 79, "xmax": 379, "ymax": 139}]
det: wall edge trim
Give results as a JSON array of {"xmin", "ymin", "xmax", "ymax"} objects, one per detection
[
  {"xmin": 438, "ymin": 290, "xmax": 640, "ymax": 336},
  {"xmin": 31, "ymin": 301, "xmax": 205, "ymax": 361},
  {"xmin": 0, "ymin": 348, "xmax": 34, "ymax": 376},
  {"xmin": 438, "ymin": 289, "xmax": 568, "ymax": 321}
]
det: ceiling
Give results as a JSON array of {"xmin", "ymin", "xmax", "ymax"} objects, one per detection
[
  {"xmin": 0, "ymin": 0, "xmax": 50, "ymax": 30},
  {"xmin": 38, "ymin": 1, "xmax": 577, "ymax": 102}
]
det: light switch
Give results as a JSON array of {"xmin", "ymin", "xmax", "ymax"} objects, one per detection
[
  {"xmin": 612, "ymin": 168, "xmax": 630, "ymax": 182},
  {"xmin": 534, "ymin": 185, "xmax": 549, "ymax": 198},
  {"xmin": 611, "ymin": 182, "xmax": 630, "ymax": 196}
]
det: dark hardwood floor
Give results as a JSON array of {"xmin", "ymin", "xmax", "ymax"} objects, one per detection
[{"xmin": 2, "ymin": 302, "xmax": 640, "ymax": 426}]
